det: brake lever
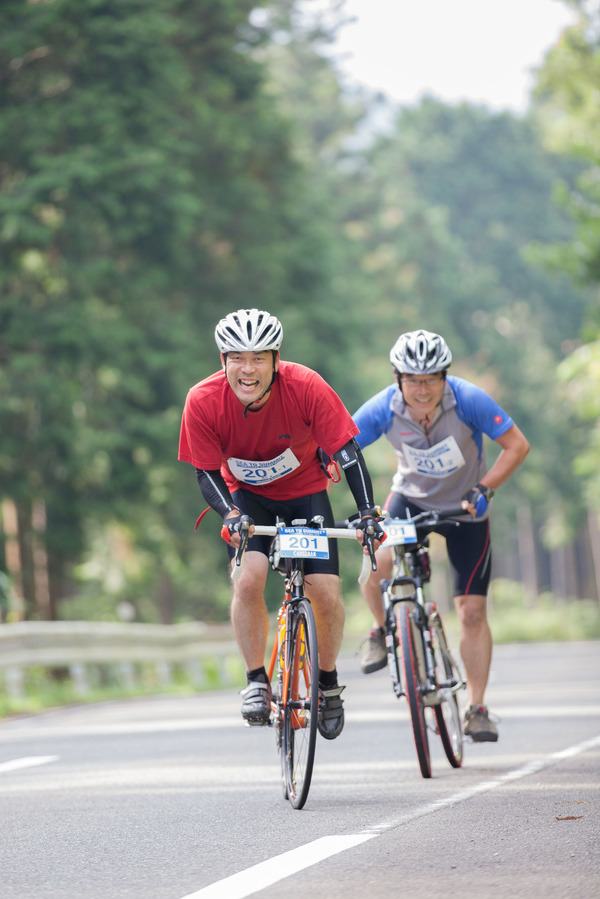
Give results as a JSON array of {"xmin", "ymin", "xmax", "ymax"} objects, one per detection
[
  {"xmin": 232, "ymin": 520, "xmax": 250, "ymax": 575},
  {"xmin": 364, "ymin": 525, "xmax": 378, "ymax": 572}
]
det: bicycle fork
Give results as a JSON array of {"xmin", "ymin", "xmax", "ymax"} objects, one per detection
[
  {"xmin": 268, "ymin": 584, "xmax": 311, "ymax": 730},
  {"xmin": 382, "ymin": 574, "xmax": 438, "ymax": 701}
]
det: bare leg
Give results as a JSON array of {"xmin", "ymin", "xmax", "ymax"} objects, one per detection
[
  {"xmin": 303, "ymin": 572, "xmax": 345, "ymax": 672},
  {"xmin": 360, "ymin": 546, "xmax": 393, "ymax": 629},
  {"xmin": 229, "ymin": 551, "xmax": 270, "ymax": 671},
  {"xmin": 453, "ymin": 593, "xmax": 492, "ymax": 706}
]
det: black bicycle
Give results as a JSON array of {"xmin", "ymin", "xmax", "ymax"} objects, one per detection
[
  {"xmin": 233, "ymin": 516, "xmax": 375, "ymax": 808},
  {"xmin": 380, "ymin": 510, "xmax": 467, "ymax": 778}
]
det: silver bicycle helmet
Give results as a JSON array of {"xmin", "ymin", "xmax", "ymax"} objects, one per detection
[
  {"xmin": 390, "ymin": 330, "xmax": 452, "ymax": 374},
  {"xmin": 215, "ymin": 308, "xmax": 283, "ymax": 354}
]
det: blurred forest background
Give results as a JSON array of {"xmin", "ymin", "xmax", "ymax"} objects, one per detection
[{"xmin": 1, "ymin": 0, "xmax": 599, "ymax": 629}]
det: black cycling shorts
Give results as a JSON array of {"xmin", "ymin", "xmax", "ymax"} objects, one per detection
[
  {"xmin": 229, "ymin": 488, "xmax": 339, "ymax": 576},
  {"xmin": 386, "ymin": 493, "xmax": 492, "ymax": 597}
]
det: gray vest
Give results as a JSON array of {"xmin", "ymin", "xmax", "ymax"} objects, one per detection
[{"xmin": 388, "ymin": 384, "xmax": 487, "ymax": 516}]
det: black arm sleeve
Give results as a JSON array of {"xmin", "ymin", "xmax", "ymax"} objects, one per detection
[
  {"xmin": 332, "ymin": 439, "xmax": 375, "ymax": 514},
  {"xmin": 195, "ymin": 468, "xmax": 237, "ymax": 519}
]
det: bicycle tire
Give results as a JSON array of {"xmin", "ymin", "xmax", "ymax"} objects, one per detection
[
  {"xmin": 272, "ymin": 679, "xmax": 288, "ymax": 800},
  {"xmin": 281, "ymin": 598, "xmax": 319, "ymax": 809},
  {"xmin": 430, "ymin": 612, "xmax": 463, "ymax": 768},
  {"xmin": 397, "ymin": 601, "xmax": 432, "ymax": 778}
]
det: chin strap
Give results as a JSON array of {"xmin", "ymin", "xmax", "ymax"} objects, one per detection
[{"xmin": 242, "ymin": 369, "xmax": 277, "ymax": 418}]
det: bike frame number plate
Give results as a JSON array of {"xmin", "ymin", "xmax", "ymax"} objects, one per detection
[
  {"xmin": 383, "ymin": 519, "xmax": 418, "ymax": 546},
  {"xmin": 279, "ymin": 527, "xmax": 329, "ymax": 559}
]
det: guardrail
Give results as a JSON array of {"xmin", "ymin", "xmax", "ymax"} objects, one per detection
[{"xmin": 0, "ymin": 620, "xmax": 241, "ymax": 700}]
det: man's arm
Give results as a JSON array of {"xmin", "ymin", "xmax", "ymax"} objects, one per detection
[
  {"xmin": 195, "ymin": 468, "xmax": 238, "ymax": 518},
  {"xmin": 195, "ymin": 468, "xmax": 254, "ymax": 548},
  {"xmin": 478, "ymin": 424, "xmax": 530, "ymax": 491},
  {"xmin": 332, "ymin": 439, "xmax": 385, "ymax": 555},
  {"xmin": 352, "ymin": 384, "xmax": 396, "ymax": 450},
  {"xmin": 332, "ymin": 439, "xmax": 375, "ymax": 514},
  {"xmin": 462, "ymin": 424, "xmax": 530, "ymax": 517}
]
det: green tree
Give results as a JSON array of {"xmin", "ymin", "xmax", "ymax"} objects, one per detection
[
  {"xmin": 531, "ymin": 1, "xmax": 600, "ymax": 300},
  {"xmin": 0, "ymin": 0, "xmax": 341, "ymax": 620},
  {"xmin": 530, "ymin": 2, "xmax": 600, "ymax": 549}
]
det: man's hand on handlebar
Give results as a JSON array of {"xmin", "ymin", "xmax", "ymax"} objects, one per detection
[
  {"xmin": 355, "ymin": 507, "xmax": 386, "ymax": 570},
  {"xmin": 220, "ymin": 511, "xmax": 255, "ymax": 549}
]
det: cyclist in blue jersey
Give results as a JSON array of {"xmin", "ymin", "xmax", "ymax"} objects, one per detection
[{"xmin": 354, "ymin": 330, "xmax": 529, "ymax": 742}]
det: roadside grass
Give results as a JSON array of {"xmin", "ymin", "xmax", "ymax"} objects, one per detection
[
  {"xmin": 0, "ymin": 657, "xmax": 245, "ymax": 720},
  {"xmin": 1, "ymin": 580, "xmax": 598, "ymax": 718}
]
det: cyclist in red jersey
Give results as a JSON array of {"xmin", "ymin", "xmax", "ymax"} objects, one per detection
[{"xmin": 179, "ymin": 309, "xmax": 384, "ymax": 738}]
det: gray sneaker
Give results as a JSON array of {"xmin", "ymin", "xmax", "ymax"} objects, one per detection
[
  {"xmin": 241, "ymin": 680, "xmax": 272, "ymax": 726},
  {"xmin": 464, "ymin": 704, "xmax": 498, "ymax": 742},
  {"xmin": 360, "ymin": 627, "xmax": 387, "ymax": 674}
]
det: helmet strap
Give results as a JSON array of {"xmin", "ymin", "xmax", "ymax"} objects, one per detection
[{"xmin": 242, "ymin": 367, "xmax": 278, "ymax": 418}]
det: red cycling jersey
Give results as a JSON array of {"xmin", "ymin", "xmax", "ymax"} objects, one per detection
[{"xmin": 178, "ymin": 361, "xmax": 359, "ymax": 500}]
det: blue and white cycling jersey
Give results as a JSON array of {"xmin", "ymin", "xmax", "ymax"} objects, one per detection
[{"xmin": 353, "ymin": 375, "xmax": 513, "ymax": 515}]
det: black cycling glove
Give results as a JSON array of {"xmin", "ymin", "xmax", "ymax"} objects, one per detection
[
  {"xmin": 355, "ymin": 508, "xmax": 386, "ymax": 543},
  {"xmin": 462, "ymin": 483, "xmax": 495, "ymax": 518},
  {"xmin": 220, "ymin": 513, "xmax": 254, "ymax": 544}
]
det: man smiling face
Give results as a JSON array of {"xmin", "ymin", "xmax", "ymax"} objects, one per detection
[
  {"xmin": 399, "ymin": 372, "xmax": 446, "ymax": 424},
  {"xmin": 223, "ymin": 350, "xmax": 279, "ymax": 410}
]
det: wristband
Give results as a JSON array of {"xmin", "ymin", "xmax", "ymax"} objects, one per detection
[
  {"xmin": 475, "ymin": 483, "xmax": 495, "ymax": 502},
  {"xmin": 359, "ymin": 505, "xmax": 384, "ymax": 521}
]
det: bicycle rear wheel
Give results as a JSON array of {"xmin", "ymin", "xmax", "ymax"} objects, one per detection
[
  {"xmin": 430, "ymin": 610, "xmax": 464, "ymax": 768},
  {"xmin": 397, "ymin": 602, "xmax": 432, "ymax": 778},
  {"xmin": 281, "ymin": 598, "xmax": 319, "ymax": 809}
]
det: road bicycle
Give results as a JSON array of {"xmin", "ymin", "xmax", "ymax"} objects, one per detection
[
  {"xmin": 232, "ymin": 516, "xmax": 376, "ymax": 809},
  {"xmin": 380, "ymin": 509, "xmax": 467, "ymax": 778}
]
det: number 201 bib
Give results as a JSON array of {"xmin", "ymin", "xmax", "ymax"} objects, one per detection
[
  {"xmin": 403, "ymin": 436, "xmax": 465, "ymax": 478},
  {"xmin": 227, "ymin": 448, "xmax": 300, "ymax": 485}
]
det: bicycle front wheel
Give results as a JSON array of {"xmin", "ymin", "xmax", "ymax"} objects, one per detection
[
  {"xmin": 282, "ymin": 598, "xmax": 319, "ymax": 809},
  {"xmin": 397, "ymin": 602, "xmax": 432, "ymax": 778},
  {"xmin": 430, "ymin": 610, "xmax": 464, "ymax": 768}
]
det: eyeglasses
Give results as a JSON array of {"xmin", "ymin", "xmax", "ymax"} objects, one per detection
[{"xmin": 401, "ymin": 375, "xmax": 444, "ymax": 389}]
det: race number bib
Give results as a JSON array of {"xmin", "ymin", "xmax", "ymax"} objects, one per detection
[
  {"xmin": 227, "ymin": 448, "xmax": 300, "ymax": 485},
  {"xmin": 279, "ymin": 527, "xmax": 329, "ymax": 559},
  {"xmin": 403, "ymin": 436, "xmax": 465, "ymax": 478},
  {"xmin": 383, "ymin": 519, "xmax": 418, "ymax": 546}
]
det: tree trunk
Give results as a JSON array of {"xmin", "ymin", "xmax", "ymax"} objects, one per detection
[
  {"xmin": 1, "ymin": 499, "xmax": 25, "ymax": 620},
  {"xmin": 587, "ymin": 509, "xmax": 600, "ymax": 605},
  {"xmin": 32, "ymin": 499, "xmax": 54, "ymax": 620},
  {"xmin": 516, "ymin": 503, "xmax": 538, "ymax": 607}
]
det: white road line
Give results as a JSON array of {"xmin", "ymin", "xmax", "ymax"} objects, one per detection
[
  {"xmin": 179, "ymin": 834, "xmax": 375, "ymax": 899},
  {"xmin": 0, "ymin": 756, "xmax": 59, "ymax": 774},
  {"xmin": 366, "ymin": 733, "xmax": 600, "ymax": 832},
  {"xmin": 182, "ymin": 733, "xmax": 600, "ymax": 899}
]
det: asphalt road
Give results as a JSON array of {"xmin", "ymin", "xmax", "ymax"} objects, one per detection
[{"xmin": 0, "ymin": 640, "xmax": 598, "ymax": 899}]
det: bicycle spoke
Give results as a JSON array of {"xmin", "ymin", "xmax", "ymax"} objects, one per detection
[
  {"xmin": 431, "ymin": 615, "xmax": 464, "ymax": 767},
  {"xmin": 282, "ymin": 599, "xmax": 319, "ymax": 809},
  {"xmin": 397, "ymin": 602, "xmax": 432, "ymax": 778}
]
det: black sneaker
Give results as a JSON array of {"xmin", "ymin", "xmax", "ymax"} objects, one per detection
[
  {"xmin": 360, "ymin": 627, "xmax": 387, "ymax": 674},
  {"xmin": 240, "ymin": 680, "xmax": 272, "ymax": 726},
  {"xmin": 318, "ymin": 685, "xmax": 345, "ymax": 740},
  {"xmin": 464, "ymin": 704, "xmax": 498, "ymax": 742}
]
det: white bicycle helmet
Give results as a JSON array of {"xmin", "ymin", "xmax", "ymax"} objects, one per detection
[
  {"xmin": 215, "ymin": 308, "xmax": 283, "ymax": 354},
  {"xmin": 390, "ymin": 329, "xmax": 452, "ymax": 374}
]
